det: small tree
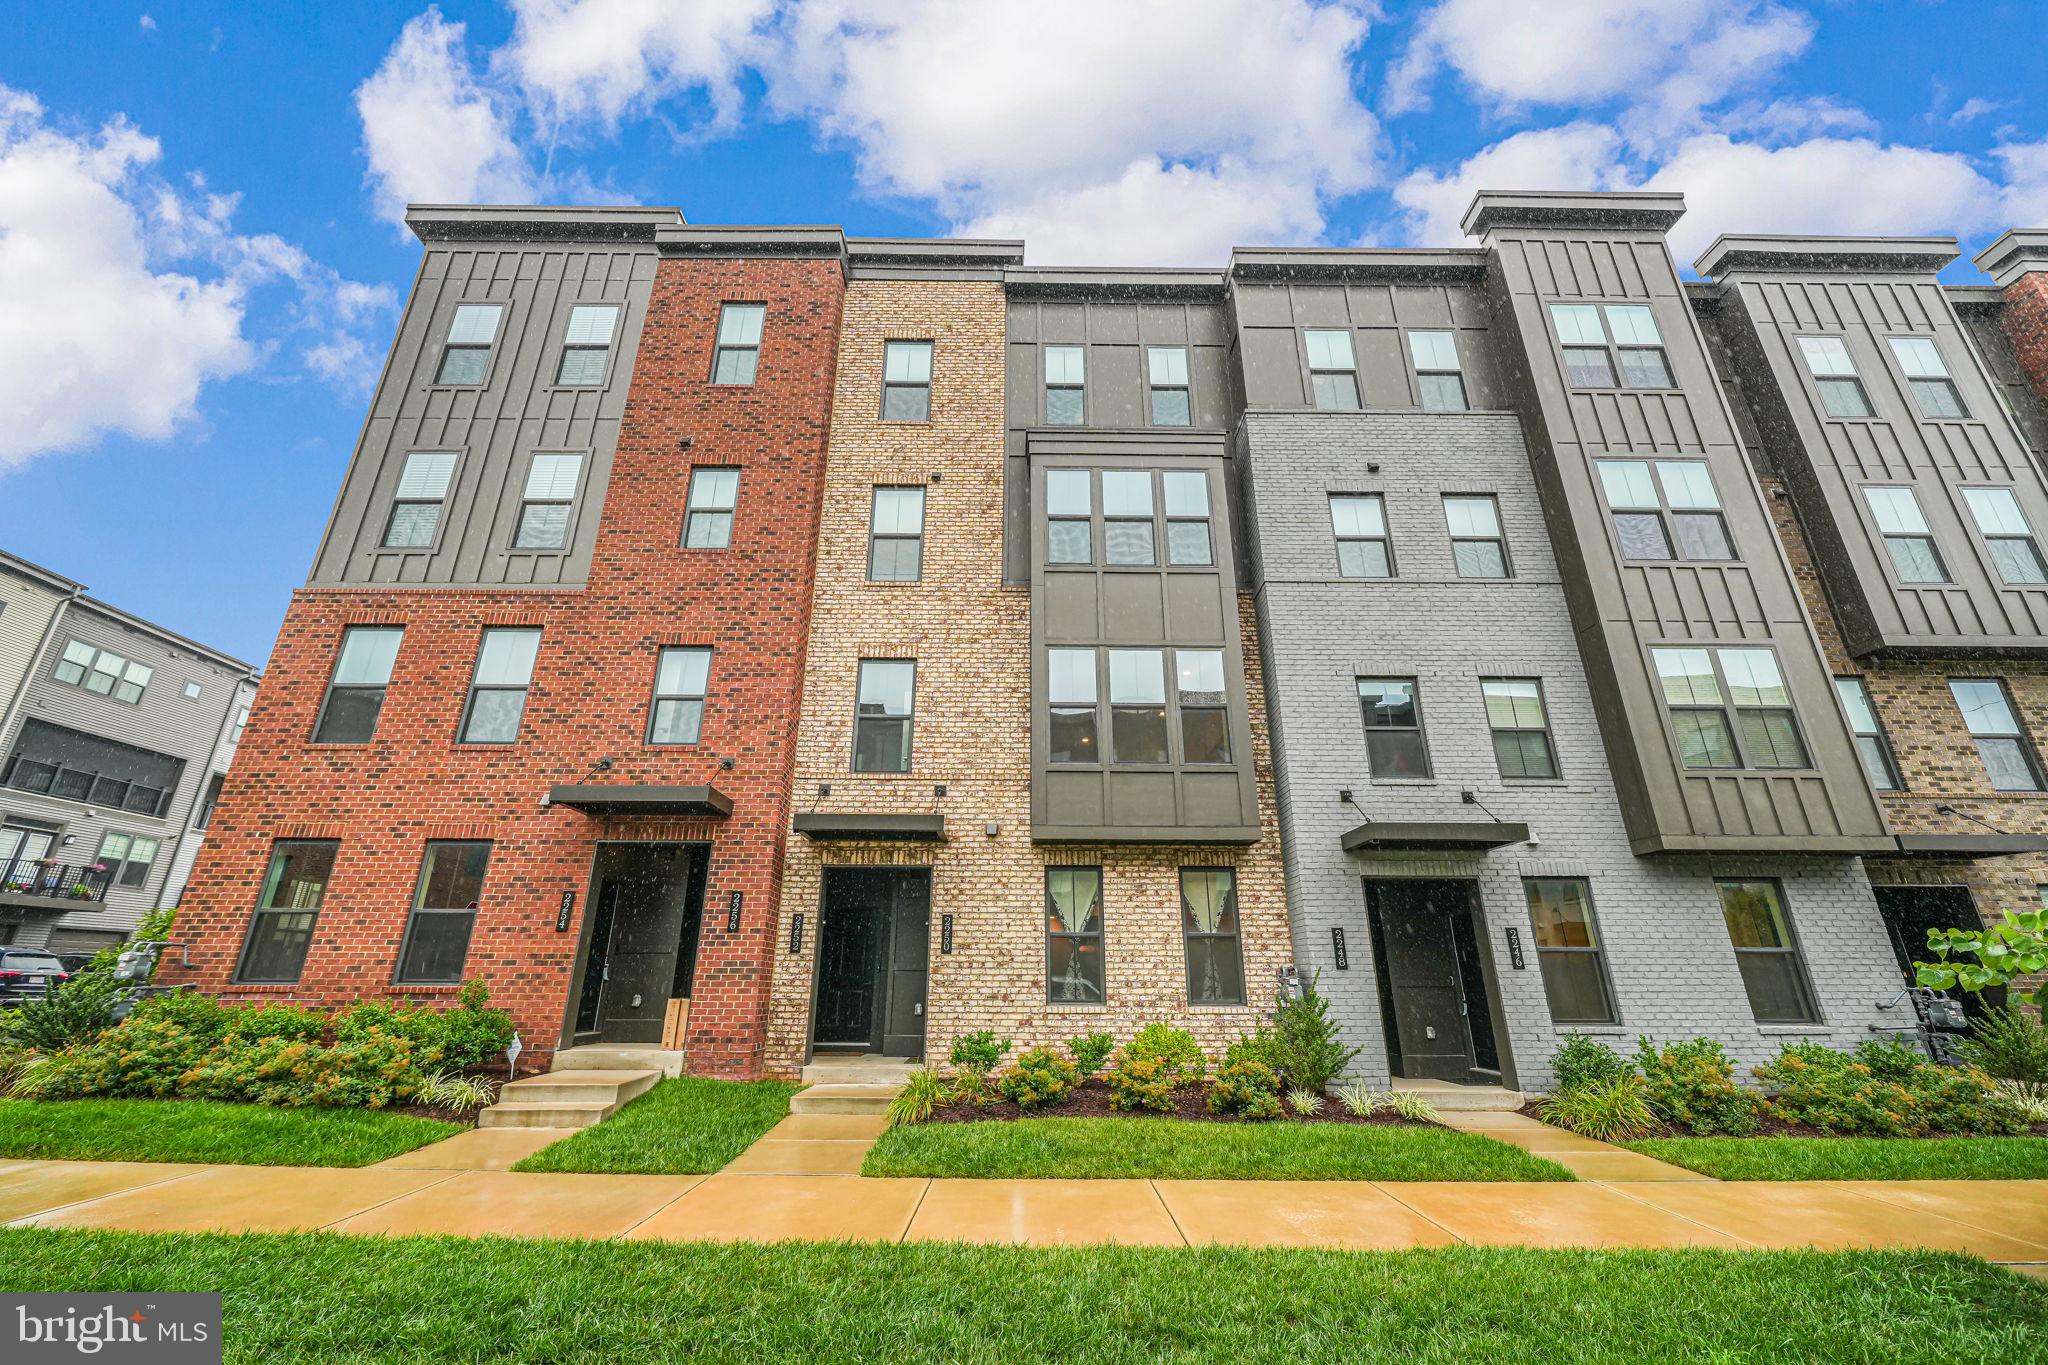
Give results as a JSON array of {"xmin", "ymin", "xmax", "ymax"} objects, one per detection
[
  {"xmin": 1269, "ymin": 972, "xmax": 1359, "ymax": 1092},
  {"xmin": 1917, "ymin": 906, "xmax": 2047, "ymax": 1015}
]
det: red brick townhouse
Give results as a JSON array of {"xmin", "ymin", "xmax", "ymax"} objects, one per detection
[{"xmin": 166, "ymin": 208, "xmax": 846, "ymax": 1075}]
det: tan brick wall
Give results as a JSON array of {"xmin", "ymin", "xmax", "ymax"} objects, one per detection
[
  {"xmin": 764, "ymin": 277, "xmax": 1294, "ymax": 1076},
  {"xmin": 1767, "ymin": 476, "xmax": 2048, "ymax": 998}
]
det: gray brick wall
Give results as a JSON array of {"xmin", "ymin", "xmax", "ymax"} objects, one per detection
[{"xmin": 1240, "ymin": 410, "xmax": 1906, "ymax": 1091}]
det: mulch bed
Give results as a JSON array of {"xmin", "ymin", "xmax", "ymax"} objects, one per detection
[
  {"xmin": 1515, "ymin": 1099, "xmax": 2048, "ymax": 1141},
  {"xmin": 927, "ymin": 1078, "xmax": 1435, "ymax": 1127}
]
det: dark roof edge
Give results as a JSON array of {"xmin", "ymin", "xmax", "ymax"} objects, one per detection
[
  {"xmin": 1694, "ymin": 233, "xmax": 1960, "ymax": 278},
  {"xmin": 1461, "ymin": 190, "xmax": 1685, "ymax": 238},
  {"xmin": 848, "ymin": 237, "xmax": 1024, "ymax": 280},
  {"xmin": 73, "ymin": 596, "xmax": 260, "ymax": 676},
  {"xmin": 1229, "ymin": 247, "xmax": 1487, "ymax": 283},
  {"xmin": 1006, "ymin": 266, "xmax": 1224, "ymax": 298},
  {"xmin": 0, "ymin": 548, "xmax": 83, "ymax": 595},
  {"xmin": 657, "ymin": 224, "xmax": 848, "ymax": 260},
  {"xmin": 1973, "ymin": 228, "xmax": 2048, "ymax": 288},
  {"xmin": 406, "ymin": 204, "xmax": 685, "ymax": 244}
]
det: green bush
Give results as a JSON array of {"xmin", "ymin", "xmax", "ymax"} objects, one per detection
[
  {"xmin": 1123, "ymin": 1024, "xmax": 1207, "ymax": 1082},
  {"xmin": 1268, "ymin": 973, "xmax": 1359, "ymax": 1092},
  {"xmin": 1104, "ymin": 1055, "xmax": 1178, "ymax": 1112},
  {"xmin": 947, "ymin": 1030, "xmax": 1012, "ymax": 1076},
  {"xmin": 997, "ymin": 1046, "xmax": 1080, "ymax": 1110},
  {"xmin": 224, "ymin": 1002, "xmax": 327, "ymax": 1044},
  {"xmin": 1955, "ymin": 1005, "xmax": 2048, "ymax": 1085},
  {"xmin": 1538, "ymin": 1075, "xmax": 1657, "ymax": 1141},
  {"xmin": 885, "ymin": 1068, "xmax": 953, "ymax": 1127},
  {"xmin": 332, "ymin": 981, "xmax": 512, "ymax": 1070},
  {"xmin": 1755, "ymin": 1041, "xmax": 2026, "ymax": 1137},
  {"xmin": 1067, "ymin": 1032, "xmax": 1114, "ymax": 1078},
  {"xmin": 1207, "ymin": 1057, "xmax": 1283, "ymax": 1119},
  {"xmin": 1551, "ymin": 1032, "xmax": 1633, "ymax": 1092},
  {"xmin": 0, "ymin": 971, "xmax": 125, "ymax": 1054},
  {"xmin": 1634, "ymin": 1036, "xmax": 1759, "ymax": 1136},
  {"xmin": 173, "ymin": 1029, "xmax": 428, "ymax": 1108},
  {"xmin": 1223, "ymin": 1028, "xmax": 1285, "ymax": 1075}
]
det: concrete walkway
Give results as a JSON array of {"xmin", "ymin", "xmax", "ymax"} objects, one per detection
[
  {"xmin": 4, "ymin": 1157, "xmax": 2046, "ymax": 1263},
  {"xmin": 1434, "ymin": 1110, "xmax": 1713, "ymax": 1181}
]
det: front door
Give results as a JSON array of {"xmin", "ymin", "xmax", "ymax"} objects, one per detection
[
  {"xmin": 1367, "ymin": 879, "xmax": 1480, "ymax": 1082},
  {"xmin": 813, "ymin": 867, "xmax": 929, "ymax": 1059},
  {"xmin": 1874, "ymin": 884, "xmax": 2005, "ymax": 1019},
  {"xmin": 573, "ymin": 843, "xmax": 709, "ymax": 1044}
]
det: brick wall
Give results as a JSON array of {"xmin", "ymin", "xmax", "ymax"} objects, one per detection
[
  {"xmin": 762, "ymin": 277, "xmax": 1295, "ymax": 1078},
  {"xmin": 1998, "ymin": 270, "xmax": 2048, "ymax": 411},
  {"xmin": 166, "ymin": 254, "xmax": 843, "ymax": 1075}
]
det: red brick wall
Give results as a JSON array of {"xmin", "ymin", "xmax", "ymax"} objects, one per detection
[
  {"xmin": 165, "ymin": 255, "xmax": 843, "ymax": 1076},
  {"xmin": 1999, "ymin": 271, "xmax": 2048, "ymax": 408}
]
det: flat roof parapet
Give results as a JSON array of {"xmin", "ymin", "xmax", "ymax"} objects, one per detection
[
  {"xmin": 1974, "ymin": 229, "xmax": 2048, "ymax": 288},
  {"xmin": 1694, "ymin": 234, "xmax": 1960, "ymax": 278},
  {"xmin": 1460, "ymin": 190, "xmax": 1686, "ymax": 237},
  {"xmin": 1229, "ymin": 246, "xmax": 1488, "ymax": 284},
  {"xmin": 848, "ymin": 237, "xmax": 1024, "ymax": 280},
  {"xmin": 406, "ymin": 204, "xmax": 686, "ymax": 244},
  {"xmin": 1006, "ymin": 266, "xmax": 1225, "ymax": 299},
  {"xmin": 656, "ymin": 224, "xmax": 847, "ymax": 260}
]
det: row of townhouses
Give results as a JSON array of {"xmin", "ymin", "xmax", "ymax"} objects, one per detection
[
  {"xmin": 159, "ymin": 193, "xmax": 2048, "ymax": 1091},
  {"xmin": 0, "ymin": 551, "xmax": 258, "ymax": 955}
]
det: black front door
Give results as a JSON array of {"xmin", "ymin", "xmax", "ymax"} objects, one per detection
[
  {"xmin": 813, "ymin": 867, "xmax": 929, "ymax": 1059},
  {"xmin": 573, "ymin": 843, "xmax": 709, "ymax": 1044},
  {"xmin": 1367, "ymin": 879, "xmax": 1484, "ymax": 1082},
  {"xmin": 1874, "ymin": 885, "xmax": 2006, "ymax": 1019}
]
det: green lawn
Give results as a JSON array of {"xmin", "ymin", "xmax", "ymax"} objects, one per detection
[
  {"xmin": 863, "ymin": 1118, "xmax": 1573, "ymax": 1181},
  {"xmin": 4, "ymin": 1229, "xmax": 2040, "ymax": 1362},
  {"xmin": 511, "ymin": 1077, "xmax": 798, "ymax": 1174},
  {"xmin": 0, "ymin": 1099, "xmax": 461, "ymax": 1168},
  {"xmin": 1628, "ymin": 1136, "xmax": 2048, "ymax": 1181}
]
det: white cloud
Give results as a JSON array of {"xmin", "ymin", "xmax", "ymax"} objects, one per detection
[
  {"xmin": 1950, "ymin": 96, "xmax": 2012, "ymax": 128},
  {"xmin": 1389, "ymin": 122, "xmax": 1631, "ymax": 246},
  {"xmin": 500, "ymin": 0, "xmax": 774, "ymax": 129},
  {"xmin": 138, "ymin": 14, "xmax": 156, "ymax": 33},
  {"xmin": 355, "ymin": 6, "xmax": 535, "ymax": 227}
]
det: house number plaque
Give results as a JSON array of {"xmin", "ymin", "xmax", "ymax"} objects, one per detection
[
  {"xmin": 940, "ymin": 913, "xmax": 954, "ymax": 954},
  {"xmin": 789, "ymin": 912, "xmax": 804, "ymax": 954},
  {"xmin": 1506, "ymin": 926, "xmax": 1526, "ymax": 969},
  {"xmin": 726, "ymin": 890, "xmax": 743, "ymax": 933},
  {"xmin": 554, "ymin": 891, "xmax": 576, "ymax": 933},
  {"xmin": 1330, "ymin": 926, "xmax": 1348, "ymax": 970}
]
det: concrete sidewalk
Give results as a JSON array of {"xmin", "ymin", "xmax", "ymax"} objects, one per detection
[{"xmin": 4, "ymin": 1157, "xmax": 2046, "ymax": 1263}]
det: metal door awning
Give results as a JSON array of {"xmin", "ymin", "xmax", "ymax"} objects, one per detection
[
  {"xmin": 793, "ymin": 812, "xmax": 945, "ymax": 842},
  {"xmin": 546, "ymin": 785, "xmax": 733, "ymax": 819},
  {"xmin": 1340, "ymin": 820, "xmax": 1529, "ymax": 852},
  {"xmin": 1889, "ymin": 832, "xmax": 2048, "ymax": 860}
]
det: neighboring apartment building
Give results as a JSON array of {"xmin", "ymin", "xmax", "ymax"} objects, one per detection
[
  {"xmin": 165, "ymin": 208, "xmax": 845, "ymax": 1075},
  {"xmin": 0, "ymin": 549, "xmax": 257, "ymax": 954}
]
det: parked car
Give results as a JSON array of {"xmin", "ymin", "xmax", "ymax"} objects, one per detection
[
  {"xmin": 53, "ymin": 952, "xmax": 99, "ymax": 975},
  {"xmin": 0, "ymin": 947, "xmax": 70, "ymax": 1005}
]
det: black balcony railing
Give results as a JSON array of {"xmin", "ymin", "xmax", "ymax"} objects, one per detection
[
  {"xmin": 0, "ymin": 860, "xmax": 112, "ymax": 903},
  {"xmin": 0, "ymin": 759, "xmax": 172, "ymax": 818}
]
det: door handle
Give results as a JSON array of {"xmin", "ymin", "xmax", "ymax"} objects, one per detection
[{"xmin": 913, "ymin": 1002, "xmax": 923, "ymax": 1016}]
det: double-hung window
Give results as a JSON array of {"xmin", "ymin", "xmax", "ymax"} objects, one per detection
[
  {"xmin": 395, "ymin": 841, "xmax": 490, "ymax": 984},
  {"xmin": 1181, "ymin": 868, "xmax": 1245, "ymax": 1006},
  {"xmin": 648, "ymin": 647, "xmax": 710, "ymax": 745},
  {"xmin": 712, "ymin": 303, "xmax": 764, "ymax": 384},
  {"xmin": 1045, "ymin": 469, "xmax": 1093, "ymax": 565},
  {"xmin": 1409, "ymin": 330, "xmax": 1467, "ymax": 411},
  {"xmin": 235, "ymin": 840, "xmax": 337, "ymax": 984},
  {"xmin": 459, "ymin": 628, "xmax": 540, "ymax": 744},
  {"xmin": 514, "ymin": 454, "xmax": 583, "ymax": 550},
  {"xmin": 1863, "ymin": 486, "xmax": 1947, "ymax": 584},
  {"xmin": 1653, "ymin": 646, "xmax": 1809, "ymax": 770},
  {"xmin": 1483, "ymin": 678, "xmax": 1557, "ymax": 779},
  {"xmin": 1949, "ymin": 678, "xmax": 2043, "ymax": 791},
  {"xmin": 1176, "ymin": 649, "xmax": 1230, "ymax": 764},
  {"xmin": 882, "ymin": 341, "xmax": 933, "ymax": 420},
  {"xmin": 1048, "ymin": 648, "xmax": 1099, "ymax": 764},
  {"xmin": 1305, "ymin": 330, "xmax": 1360, "ymax": 410},
  {"xmin": 1358, "ymin": 678, "xmax": 1428, "ymax": 777},
  {"xmin": 1101, "ymin": 471, "xmax": 1155, "ymax": 566},
  {"xmin": 1596, "ymin": 459, "xmax": 1733, "ymax": 561},
  {"xmin": 1962, "ymin": 487, "xmax": 2048, "ymax": 585},
  {"xmin": 1107, "ymin": 649, "xmax": 1169, "ymax": 765},
  {"xmin": 554, "ymin": 304, "xmax": 618, "ymax": 386},
  {"xmin": 1147, "ymin": 346, "xmax": 1191, "ymax": 426},
  {"xmin": 314, "ymin": 626, "xmax": 402, "ymax": 744},
  {"xmin": 683, "ymin": 468, "xmax": 739, "ymax": 549},
  {"xmin": 54, "ymin": 642, "xmax": 152, "ymax": 704},
  {"xmin": 1833, "ymin": 676, "xmax": 1900, "ymax": 791},
  {"xmin": 868, "ymin": 487, "xmax": 926, "ymax": 582},
  {"xmin": 1044, "ymin": 346, "xmax": 1085, "ymax": 425},
  {"xmin": 436, "ymin": 304, "xmax": 503, "ymax": 385},
  {"xmin": 1444, "ymin": 495, "xmax": 1507, "ymax": 578},
  {"xmin": 1718, "ymin": 880, "xmax": 1819, "ymax": 1024},
  {"xmin": 1046, "ymin": 867, "xmax": 1104, "ymax": 1003},
  {"xmin": 852, "ymin": 660, "xmax": 915, "ymax": 773},
  {"xmin": 1797, "ymin": 336, "xmax": 1875, "ymax": 418},
  {"xmin": 1524, "ymin": 878, "xmax": 1615, "ymax": 1024},
  {"xmin": 1163, "ymin": 470, "xmax": 1212, "ymax": 566},
  {"xmin": 93, "ymin": 831, "xmax": 159, "ymax": 890},
  {"xmin": 1887, "ymin": 337, "xmax": 1968, "ymax": 419},
  {"xmin": 384, "ymin": 453, "xmax": 457, "ymax": 549},
  {"xmin": 1550, "ymin": 303, "xmax": 1672, "ymax": 388},
  {"xmin": 1331, "ymin": 494, "xmax": 1391, "ymax": 578}
]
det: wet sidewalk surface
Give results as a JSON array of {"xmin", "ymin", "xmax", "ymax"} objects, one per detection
[{"xmin": 4, "ymin": 1155, "xmax": 2046, "ymax": 1262}]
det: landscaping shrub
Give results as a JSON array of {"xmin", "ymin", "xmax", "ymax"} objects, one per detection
[
  {"xmin": 1223, "ymin": 1028, "xmax": 1285, "ymax": 1075},
  {"xmin": 1108, "ymin": 1025, "xmax": 1207, "ymax": 1113},
  {"xmin": 1206, "ymin": 1058, "xmax": 1283, "ymax": 1119},
  {"xmin": 1332, "ymin": 1079, "xmax": 1379, "ymax": 1117},
  {"xmin": 1067, "ymin": 1032, "xmax": 1114, "ymax": 1078},
  {"xmin": 948, "ymin": 1030, "xmax": 1011, "ymax": 1077},
  {"xmin": 1384, "ymin": 1089, "xmax": 1439, "ymax": 1123},
  {"xmin": 997, "ymin": 1047, "xmax": 1080, "ymax": 1110},
  {"xmin": 332, "ymin": 980, "xmax": 513, "ymax": 1070},
  {"xmin": 1537, "ymin": 1075, "xmax": 1657, "ymax": 1140},
  {"xmin": 1955, "ymin": 1004, "xmax": 2048, "ymax": 1086},
  {"xmin": 1123, "ymin": 1024, "xmax": 1206, "ymax": 1081},
  {"xmin": 1994, "ymin": 1078, "xmax": 2048, "ymax": 1123},
  {"xmin": 224, "ymin": 1002, "xmax": 327, "ymax": 1044},
  {"xmin": 1268, "ymin": 973, "xmax": 1358, "ymax": 1092},
  {"xmin": 1551, "ymin": 1032, "xmax": 1633, "ymax": 1092},
  {"xmin": 418, "ymin": 1070, "xmax": 499, "ymax": 1112},
  {"xmin": 1754, "ymin": 1040, "xmax": 2026, "ymax": 1138},
  {"xmin": 176, "ymin": 1030, "xmax": 428, "ymax": 1108},
  {"xmin": 0, "ymin": 971, "xmax": 124, "ymax": 1054},
  {"xmin": 886, "ymin": 1068, "xmax": 953, "ymax": 1127},
  {"xmin": 1286, "ymin": 1088, "xmax": 1324, "ymax": 1116},
  {"xmin": 1634, "ymin": 1036, "xmax": 1759, "ymax": 1136}
]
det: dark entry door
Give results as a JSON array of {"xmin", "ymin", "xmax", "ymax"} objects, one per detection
[
  {"xmin": 1367, "ymin": 879, "xmax": 1479, "ymax": 1082},
  {"xmin": 813, "ymin": 867, "xmax": 929, "ymax": 1059},
  {"xmin": 1874, "ymin": 885, "xmax": 2005, "ymax": 1019},
  {"xmin": 576, "ymin": 843, "xmax": 709, "ymax": 1044}
]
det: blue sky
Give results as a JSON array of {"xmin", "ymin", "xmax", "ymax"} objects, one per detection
[{"xmin": 3, "ymin": 0, "xmax": 2044, "ymax": 665}]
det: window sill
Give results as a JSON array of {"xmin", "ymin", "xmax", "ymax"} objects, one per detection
[
  {"xmin": 1757, "ymin": 1024, "xmax": 1830, "ymax": 1035},
  {"xmin": 391, "ymin": 983, "xmax": 463, "ymax": 993},
  {"xmin": 1046, "ymin": 1003, "xmax": 1107, "ymax": 1013},
  {"xmin": 1367, "ymin": 778, "xmax": 1437, "ymax": 787},
  {"xmin": 1553, "ymin": 1024, "xmax": 1626, "ymax": 1035},
  {"xmin": 223, "ymin": 982, "xmax": 301, "ymax": 993},
  {"xmin": 452, "ymin": 743, "xmax": 521, "ymax": 752},
  {"xmin": 1187, "ymin": 1003, "xmax": 1254, "ymax": 1013}
]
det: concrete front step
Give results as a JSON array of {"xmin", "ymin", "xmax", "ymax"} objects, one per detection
[
  {"xmin": 551, "ymin": 1046, "xmax": 687, "ymax": 1078},
  {"xmin": 479, "ymin": 1100, "xmax": 616, "ymax": 1129},
  {"xmin": 501, "ymin": 1069, "xmax": 660, "ymax": 1108},
  {"xmin": 801, "ymin": 1063, "xmax": 919, "ymax": 1087},
  {"xmin": 1389, "ymin": 1082, "xmax": 1528, "ymax": 1112},
  {"xmin": 790, "ymin": 1083, "xmax": 901, "ymax": 1115}
]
